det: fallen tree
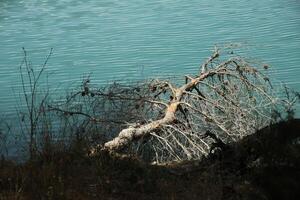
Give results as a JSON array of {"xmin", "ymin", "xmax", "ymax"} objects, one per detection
[
  {"xmin": 51, "ymin": 46, "xmax": 297, "ymax": 164},
  {"xmin": 88, "ymin": 46, "xmax": 283, "ymax": 163}
]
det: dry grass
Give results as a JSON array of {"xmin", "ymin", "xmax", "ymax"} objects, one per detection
[{"xmin": 1, "ymin": 119, "xmax": 300, "ymax": 200}]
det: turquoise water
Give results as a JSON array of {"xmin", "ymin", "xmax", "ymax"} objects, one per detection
[{"xmin": 0, "ymin": 0, "xmax": 300, "ymax": 118}]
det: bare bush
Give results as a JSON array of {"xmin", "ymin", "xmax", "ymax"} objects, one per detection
[
  {"xmin": 18, "ymin": 48, "xmax": 52, "ymax": 158},
  {"xmin": 49, "ymin": 78, "xmax": 159, "ymax": 146}
]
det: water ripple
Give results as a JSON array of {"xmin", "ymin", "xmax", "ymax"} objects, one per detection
[{"xmin": 0, "ymin": 0, "xmax": 299, "ymax": 116}]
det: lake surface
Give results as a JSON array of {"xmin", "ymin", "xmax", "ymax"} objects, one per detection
[{"xmin": 0, "ymin": 0, "xmax": 300, "ymax": 119}]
